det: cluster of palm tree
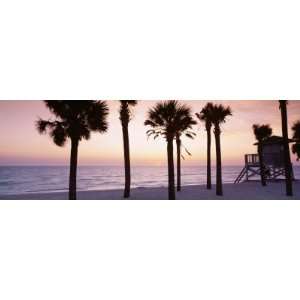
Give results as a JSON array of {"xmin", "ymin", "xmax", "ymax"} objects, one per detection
[
  {"xmin": 195, "ymin": 103, "xmax": 232, "ymax": 196},
  {"xmin": 145, "ymin": 101, "xmax": 232, "ymax": 199},
  {"xmin": 37, "ymin": 100, "xmax": 233, "ymax": 200},
  {"xmin": 38, "ymin": 100, "xmax": 300, "ymax": 200},
  {"xmin": 36, "ymin": 100, "xmax": 139, "ymax": 200},
  {"xmin": 144, "ymin": 101, "xmax": 197, "ymax": 199}
]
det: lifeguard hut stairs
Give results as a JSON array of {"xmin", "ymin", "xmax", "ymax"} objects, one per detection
[{"xmin": 234, "ymin": 154, "xmax": 294, "ymax": 184}]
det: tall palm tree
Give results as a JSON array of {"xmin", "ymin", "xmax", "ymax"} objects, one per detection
[
  {"xmin": 145, "ymin": 100, "xmax": 191, "ymax": 200},
  {"xmin": 119, "ymin": 100, "xmax": 137, "ymax": 198},
  {"xmin": 175, "ymin": 107, "xmax": 196, "ymax": 192},
  {"xmin": 196, "ymin": 102, "xmax": 214, "ymax": 189},
  {"xmin": 291, "ymin": 120, "xmax": 300, "ymax": 161},
  {"xmin": 279, "ymin": 100, "xmax": 293, "ymax": 196},
  {"xmin": 210, "ymin": 104, "xmax": 232, "ymax": 196},
  {"xmin": 36, "ymin": 100, "xmax": 109, "ymax": 200},
  {"xmin": 252, "ymin": 124, "xmax": 273, "ymax": 187}
]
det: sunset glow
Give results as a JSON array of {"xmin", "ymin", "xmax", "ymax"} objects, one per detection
[{"xmin": 1, "ymin": 100, "xmax": 300, "ymax": 166}]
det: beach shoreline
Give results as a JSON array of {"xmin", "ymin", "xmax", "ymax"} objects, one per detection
[{"xmin": 1, "ymin": 181, "xmax": 300, "ymax": 200}]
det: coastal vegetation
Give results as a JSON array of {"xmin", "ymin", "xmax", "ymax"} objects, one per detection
[
  {"xmin": 292, "ymin": 121, "xmax": 300, "ymax": 161},
  {"xmin": 119, "ymin": 100, "xmax": 137, "ymax": 198},
  {"xmin": 196, "ymin": 103, "xmax": 214, "ymax": 190},
  {"xmin": 174, "ymin": 106, "xmax": 196, "ymax": 192},
  {"xmin": 144, "ymin": 100, "xmax": 193, "ymax": 199},
  {"xmin": 252, "ymin": 124, "xmax": 273, "ymax": 186},
  {"xmin": 209, "ymin": 104, "xmax": 232, "ymax": 196},
  {"xmin": 33, "ymin": 100, "xmax": 298, "ymax": 200},
  {"xmin": 36, "ymin": 100, "xmax": 109, "ymax": 200}
]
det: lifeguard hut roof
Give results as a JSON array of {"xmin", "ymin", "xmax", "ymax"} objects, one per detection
[{"xmin": 254, "ymin": 135, "xmax": 294, "ymax": 146}]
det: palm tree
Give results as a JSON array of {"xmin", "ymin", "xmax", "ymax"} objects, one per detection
[
  {"xmin": 210, "ymin": 104, "xmax": 232, "ymax": 196},
  {"xmin": 291, "ymin": 121, "xmax": 300, "ymax": 161},
  {"xmin": 36, "ymin": 100, "xmax": 109, "ymax": 200},
  {"xmin": 119, "ymin": 100, "xmax": 137, "ymax": 198},
  {"xmin": 145, "ymin": 100, "xmax": 191, "ymax": 200},
  {"xmin": 279, "ymin": 100, "xmax": 293, "ymax": 196},
  {"xmin": 252, "ymin": 124, "xmax": 273, "ymax": 187},
  {"xmin": 196, "ymin": 102, "xmax": 214, "ymax": 189},
  {"xmin": 175, "ymin": 107, "xmax": 196, "ymax": 192}
]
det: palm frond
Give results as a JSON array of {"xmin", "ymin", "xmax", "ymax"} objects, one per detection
[
  {"xmin": 195, "ymin": 102, "xmax": 214, "ymax": 126},
  {"xmin": 196, "ymin": 103, "xmax": 232, "ymax": 130},
  {"xmin": 50, "ymin": 122, "xmax": 67, "ymax": 147},
  {"xmin": 253, "ymin": 124, "xmax": 273, "ymax": 141},
  {"xmin": 292, "ymin": 121, "xmax": 300, "ymax": 140},
  {"xmin": 86, "ymin": 100, "xmax": 109, "ymax": 133},
  {"xmin": 183, "ymin": 145, "xmax": 192, "ymax": 156},
  {"xmin": 292, "ymin": 143, "xmax": 300, "ymax": 160},
  {"xmin": 145, "ymin": 100, "xmax": 197, "ymax": 143},
  {"xmin": 119, "ymin": 100, "xmax": 137, "ymax": 124},
  {"xmin": 36, "ymin": 119, "xmax": 54, "ymax": 134},
  {"xmin": 185, "ymin": 131, "xmax": 196, "ymax": 139},
  {"xmin": 37, "ymin": 100, "xmax": 110, "ymax": 147}
]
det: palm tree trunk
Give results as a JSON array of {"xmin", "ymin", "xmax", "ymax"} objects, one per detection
[
  {"xmin": 206, "ymin": 126, "xmax": 212, "ymax": 189},
  {"xmin": 176, "ymin": 135, "xmax": 181, "ymax": 192},
  {"xmin": 122, "ymin": 123, "xmax": 131, "ymax": 198},
  {"xmin": 258, "ymin": 142, "xmax": 267, "ymax": 186},
  {"xmin": 279, "ymin": 100, "xmax": 293, "ymax": 196},
  {"xmin": 214, "ymin": 125, "xmax": 223, "ymax": 196},
  {"xmin": 69, "ymin": 138, "xmax": 79, "ymax": 200},
  {"xmin": 167, "ymin": 137, "xmax": 176, "ymax": 200}
]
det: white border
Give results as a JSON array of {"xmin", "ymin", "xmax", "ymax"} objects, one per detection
[{"xmin": 1, "ymin": 0, "xmax": 300, "ymax": 299}]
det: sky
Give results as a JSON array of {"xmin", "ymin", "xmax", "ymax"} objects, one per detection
[{"xmin": 0, "ymin": 100, "xmax": 300, "ymax": 166}]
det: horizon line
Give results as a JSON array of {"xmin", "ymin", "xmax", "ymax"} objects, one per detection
[{"xmin": 0, "ymin": 164, "xmax": 256, "ymax": 167}]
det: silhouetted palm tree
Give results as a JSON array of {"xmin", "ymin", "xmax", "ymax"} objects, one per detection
[
  {"xmin": 291, "ymin": 120, "xmax": 300, "ymax": 161},
  {"xmin": 145, "ymin": 100, "xmax": 191, "ymax": 200},
  {"xmin": 279, "ymin": 100, "xmax": 293, "ymax": 196},
  {"xmin": 119, "ymin": 100, "xmax": 137, "ymax": 198},
  {"xmin": 175, "ymin": 106, "xmax": 196, "ymax": 191},
  {"xmin": 36, "ymin": 101, "xmax": 109, "ymax": 200},
  {"xmin": 210, "ymin": 104, "xmax": 232, "ymax": 196},
  {"xmin": 196, "ymin": 102, "xmax": 214, "ymax": 189},
  {"xmin": 252, "ymin": 124, "xmax": 273, "ymax": 187}
]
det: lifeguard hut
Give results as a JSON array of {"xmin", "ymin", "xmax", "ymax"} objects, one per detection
[{"xmin": 234, "ymin": 136, "xmax": 294, "ymax": 183}]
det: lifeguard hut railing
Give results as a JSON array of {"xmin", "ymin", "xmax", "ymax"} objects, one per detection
[
  {"xmin": 234, "ymin": 154, "xmax": 260, "ymax": 183},
  {"xmin": 245, "ymin": 154, "xmax": 259, "ymax": 166}
]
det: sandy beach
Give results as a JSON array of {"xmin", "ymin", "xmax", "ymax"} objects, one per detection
[{"xmin": 1, "ymin": 181, "xmax": 299, "ymax": 200}]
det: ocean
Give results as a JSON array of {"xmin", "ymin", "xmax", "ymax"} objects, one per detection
[{"xmin": 0, "ymin": 165, "xmax": 299, "ymax": 196}]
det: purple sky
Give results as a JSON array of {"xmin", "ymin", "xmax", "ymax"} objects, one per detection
[{"xmin": 0, "ymin": 100, "xmax": 299, "ymax": 166}]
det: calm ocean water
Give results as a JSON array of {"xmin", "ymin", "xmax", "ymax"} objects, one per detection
[{"xmin": 0, "ymin": 165, "xmax": 299, "ymax": 196}]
